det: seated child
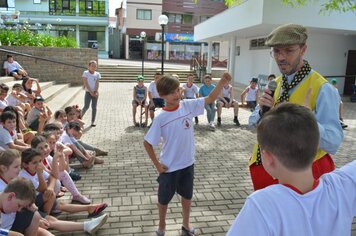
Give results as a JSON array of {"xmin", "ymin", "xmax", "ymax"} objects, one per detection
[
  {"xmin": 227, "ymin": 102, "xmax": 356, "ymax": 235},
  {"xmin": 26, "ymin": 96, "xmax": 52, "ymax": 131},
  {"xmin": 216, "ymin": 79, "xmax": 240, "ymax": 126},
  {"xmin": 8, "ymin": 149, "xmax": 108, "ymax": 235},
  {"xmin": 182, "ymin": 74, "xmax": 200, "ymax": 124},
  {"xmin": 132, "ymin": 75, "xmax": 148, "ymax": 127},
  {"xmin": 240, "ymin": 78, "xmax": 259, "ymax": 111},
  {"xmin": 3, "ymin": 54, "xmax": 28, "ymax": 80},
  {"xmin": 21, "ymin": 77, "xmax": 41, "ymax": 103},
  {"xmin": 0, "ymin": 111, "xmax": 30, "ymax": 151},
  {"xmin": 7, "ymin": 83, "xmax": 31, "ymax": 115},
  {"xmin": 65, "ymin": 106, "xmax": 85, "ymax": 128},
  {"xmin": 53, "ymin": 109, "xmax": 67, "ymax": 128},
  {"xmin": 148, "ymin": 72, "xmax": 165, "ymax": 124},
  {"xmin": 199, "ymin": 74, "xmax": 216, "ymax": 130},
  {"xmin": 0, "ymin": 83, "xmax": 9, "ymax": 112},
  {"xmin": 0, "ymin": 150, "xmax": 53, "ymax": 236},
  {"xmin": 330, "ymin": 79, "xmax": 347, "ymax": 129}
]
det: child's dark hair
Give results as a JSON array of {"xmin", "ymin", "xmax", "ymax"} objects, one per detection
[
  {"xmin": 67, "ymin": 121, "xmax": 81, "ymax": 131},
  {"xmin": 204, "ymin": 74, "xmax": 212, "ymax": 80},
  {"xmin": 22, "ymin": 76, "xmax": 32, "ymax": 93},
  {"xmin": 0, "ymin": 111, "xmax": 16, "ymax": 123},
  {"xmin": 268, "ymin": 74, "xmax": 276, "ymax": 79},
  {"xmin": 43, "ymin": 123, "xmax": 61, "ymax": 133},
  {"xmin": 4, "ymin": 177, "xmax": 36, "ymax": 203},
  {"xmin": 0, "ymin": 149, "xmax": 20, "ymax": 169},
  {"xmin": 31, "ymin": 135, "xmax": 46, "ymax": 149},
  {"xmin": 156, "ymin": 75, "xmax": 180, "ymax": 96},
  {"xmin": 21, "ymin": 148, "xmax": 42, "ymax": 164},
  {"xmin": 257, "ymin": 103, "xmax": 319, "ymax": 171},
  {"xmin": 12, "ymin": 83, "xmax": 22, "ymax": 89},
  {"xmin": 7, "ymin": 54, "xmax": 13, "ymax": 59},
  {"xmin": 0, "ymin": 83, "xmax": 9, "ymax": 92},
  {"xmin": 54, "ymin": 110, "xmax": 66, "ymax": 119},
  {"xmin": 64, "ymin": 106, "xmax": 75, "ymax": 115},
  {"xmin": 3, "ymin": 106, "xmax": 20, "ymax": 132},
  {"xmin": 89, "ymin": 60, "xmax": 97, "ymax": 66},
  {"xmin": 187, "ymin": 74, "xmax": 194, "ymax": 79},
  {"xmin": 154, "ymin": 72, "xmax": 161, "ymax": 76}
]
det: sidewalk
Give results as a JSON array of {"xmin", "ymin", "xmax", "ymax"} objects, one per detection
[{"xmin": 59, "ymin": 82, "xmax": 356, "ymax": 236}]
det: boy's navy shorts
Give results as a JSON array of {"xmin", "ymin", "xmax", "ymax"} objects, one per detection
[
  {"xmin": 35, "ymin": 193, "xmax": 58, "ymax": 217},
  {"xmin": 11, "ymin": 209, "xmax": 34, "ymax": 233},
  {"xmin": 157, "ymin": 164, "xmax": 194, "ymax": 205},
  {"xmin": 150, "ymin": 98, "xmax": 165, "ymax": 110},
  {"xmin": 8, "ymin": 69, "xmax": 19, "ymax": 76}
]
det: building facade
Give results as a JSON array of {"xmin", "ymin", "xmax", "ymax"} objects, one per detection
[
  {"xmin": 118, "ymin": 0, "xmax": 227, "ymax": 64},
  {"xmin": 1, "ymin": 0, "xmax": 110, "ymax": 58}
]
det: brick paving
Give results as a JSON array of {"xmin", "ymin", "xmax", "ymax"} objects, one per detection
[{"xmin": 54, "ymin": 82, "xmax": 356, "ymax": 236}]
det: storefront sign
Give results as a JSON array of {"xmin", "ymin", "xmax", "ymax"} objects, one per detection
[{"xmin": 165, "ymin": 33, "xmax": 194, "ymax": 43}]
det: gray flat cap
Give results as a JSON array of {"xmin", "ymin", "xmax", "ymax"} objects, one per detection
[{"xmin": 265, "ymin": 24, "xmax": 308, "ymax": 47}]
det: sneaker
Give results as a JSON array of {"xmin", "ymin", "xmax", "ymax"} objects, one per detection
[
  {"xmin": 234, "ymin": 117, "xmax": 241, "ymax": 127},
  {"xmin": 72, "ymin": 194, "xmax": 91, "ymax": 205},
  {"xmin": 217, "ymin": 117, "xmax": 221, "ymax": 126},
  {"xmin": 181, "ymin": 226, "xmax": 196, "ymax": 236},
  {"xmin": 194, "ymin": 117, "xmax": 199, "ymax": 125},
  {"xmin": 156, "ymin": 229, "xmax": 165, "ymax": 236},
  {"xmin": 85, "ymin": 214, "xmax": 108, "ymax": 235},
  {"xmin": 209, "ymin": 122, "xmax": 215, "ymax": 131},
  {"xmin": 340, "ymin": 121, "xmax": 348, "ymax": 129}
]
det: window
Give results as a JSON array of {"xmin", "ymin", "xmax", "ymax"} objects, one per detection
[
  {"xmin": 136, "ymin": 9, "xmax": 152, "ymax": 20},
  {"xmin": 182, "ymin": 14, "xmax": 193, "ymax": 24},
  {"xmin": 168, "ymin": 14, "xmax": 182, "ymax": 24},
  {"xmin": 86, "ymin": 0, "xmax": 93, "ymax": 10},
  {"xmin": 0, "ymin": 0, "xmax": 7, "ymax": 7},
  {"xmin": 62, "ymin": 0, "xmax": 70, "ymax": 10},
  {"xmin": 249, "ymin": 37, "xmax": 269, "ymax": 50}
]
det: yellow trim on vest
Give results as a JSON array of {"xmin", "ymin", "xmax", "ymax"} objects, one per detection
[{"xmin": 249, "ymin": 71, "xmax": 328, "ymax": 166}]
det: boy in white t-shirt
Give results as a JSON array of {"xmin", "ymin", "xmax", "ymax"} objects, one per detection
[
  {"xmin": 240, "ymin": 78, "xmax": 259, "ymax": 112},
  {"xmin": 3, "ymin": 55, "xmax": 28, "ymax": 80},
  {"xmin": 227, "ymin": 103, "xmax": 356, "ymax": 236},
  {"xmin": 182, "ymin": 74, "xmax": 200, "ymax": 125},
  {"xmin": 144, "ymin": 73, "xmax": 232, "ymax": 236},
  {"xmin": 0, "ymin": 111, "xmax": 29, "ymax": 151},
  {"xmin": 148, "ymin": 72, "xmax": 165, "ymax": 126},
  {"xmin": 81, "ymin": 60, "xmax": 100, "ymax": 127},
  {"xmin": 0, "ymin": 83, "xmax": 9, "ymax": 112}
]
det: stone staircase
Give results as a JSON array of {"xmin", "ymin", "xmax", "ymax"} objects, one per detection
[
  {"xmin": 0, "ymin": 76, "xmax": 83, "ymax": 112},
  {"xmin": 98, "ymin": 64, "xmax": 199, "ymax": 83}
]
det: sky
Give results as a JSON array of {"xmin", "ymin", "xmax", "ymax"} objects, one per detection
[{"xmin": 109, "ymin": 0, "xmax": 122, "ymax": 17}]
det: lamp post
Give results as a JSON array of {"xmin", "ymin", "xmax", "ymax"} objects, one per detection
[
  {"xmin": 158, "ymin": 14, "xmax": 168, "ymax": 75},
  {"xmin": 140, "ymin": 31, "xmax": 146, "ymax": 76}
]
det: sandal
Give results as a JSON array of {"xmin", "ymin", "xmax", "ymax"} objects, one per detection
[
  {"xmin": 181, "ymin": 226, "xmax": 196, "ymax": 236},
  {"xmin": 156, "ymin": 229, "xmax": 165, "ymax": 236},
  {"xmin": 88, "ymin": 203, "xmax": 108, "ymax": 218}
]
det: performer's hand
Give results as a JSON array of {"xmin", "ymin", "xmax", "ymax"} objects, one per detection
[{"xmin": 258, "ymin": 88, "xmax": 274, "ymax": 109}]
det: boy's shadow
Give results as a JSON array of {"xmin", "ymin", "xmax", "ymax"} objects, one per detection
[{"xmin": 124, "ymin": 126, "xmax": 148, "ymax": 134}]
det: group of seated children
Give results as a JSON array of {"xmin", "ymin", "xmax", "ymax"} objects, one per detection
[
  {"xmin": 0, "ymin": 65, "xmax": 110, "ymax": 234},
  {"xmin": 133, "ymin": 72, "xmax": 270, "ymax": 130}
]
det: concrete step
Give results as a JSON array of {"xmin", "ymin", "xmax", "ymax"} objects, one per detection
[
  {"xmin": 0, "ymin": 76, "xmax": 15, "ymax": 84},
  {"xmin": 4, "ymin": 81, "xmax": 54, "ymax": 91},
  {"xmin": 40, "ymin": 83, "xmax": 70, "ymax": 103},
  {"xmin": 46, "ymin": 86, "xmax": 83, "ymax": 112}
]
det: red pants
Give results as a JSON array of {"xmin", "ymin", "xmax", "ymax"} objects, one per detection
[{"xmin": 249, "ymin": 154, "xmax": 335, "ymax": 191}]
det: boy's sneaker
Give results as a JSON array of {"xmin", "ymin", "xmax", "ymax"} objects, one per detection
[
  {"xmin": 156, "ymin": 229, "xmax": 165, "ymax": 236},
  {"xmin": 209, "ymin": 122, "xmax": 215, "ymax": 131},
  {"xmin": 217, "ymin": 117, "xmax": 221, "ymax": 126},
  {"xmin": 72, "ymin": 194, "xmax": 91, "ymax": 205},
  {"xmin": 233, "ymin": 117, "xmax": 241, "ymax": 127},
  {"xmin": 194, "ymin": 117, "xmax": 199, "ymax": 125},
  {"xmin": 84, "ymin": 214, "xmax": 108, "ymax": 235},
  {"xmin": 181, "ymin": 226, "xmax": 196, "ymax": 236},
  {"xmin": 340, "ymin": 121, "xmax": 348, "ymax": 129}
]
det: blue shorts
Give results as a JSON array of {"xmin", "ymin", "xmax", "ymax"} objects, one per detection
[
  {"xmin": 35, "ymin": 193, "xmax": 58, "ymax": 217},
  {"xmin": 8, "ymin": 69, "xmax": 19, "ymax": 76},
  {"xmin": 10, "ymin": 209, "xmax": 34, "ymax": 234},
  {"xmin": 150, "ymin": 98, "xmax": 165, "ymax": 111},
  {"xmin": 157, "ymin": 164, "xmax": 194, "ymax": 205}
]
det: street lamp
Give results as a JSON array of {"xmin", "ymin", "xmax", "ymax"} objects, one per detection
[
  {"xmin": 158, "ymin": 14, "xmax": 168, "ymax": 75},
  {"xmin": 140, "ymin": 31, "xmax": 146, "ymax": 76}
]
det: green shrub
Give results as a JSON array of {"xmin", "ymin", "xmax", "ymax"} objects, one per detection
[{"xmin": 0, "ymin": 29, "xmax": 77, "ymax": 48}]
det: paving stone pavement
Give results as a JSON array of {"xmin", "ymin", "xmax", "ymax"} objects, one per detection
[{"xmin": 54, "ymin": 82, "xmax": 356, "ymax": 236}]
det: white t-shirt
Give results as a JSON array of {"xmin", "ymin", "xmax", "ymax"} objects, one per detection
[
  {"xmin": 0, "ymin": 99, "xmax": 8, "ymax": 110},
  {"xmin": 144, "ymin": 98, "xmax": 205, "ymax": 172},
  {"xmin": 182, "ymin": 83, "xmax": 199, "ymax": 98},
  {"xmin": 0, "ymin": 126, "xmax": 16, "ymax": 149},
  {"xmin": 245, "ymin": 86, "xmax": 258, "ymax": 102},
  {"xmin": 0, "ymin": 178, "xmax": 15, "ymax": 230},
  {"xmin": 148, "ymin": 81, "xmax": 160, "ymax": 99},
  {"xmin": 227, "ymin": 160, "xmax": 356, "ymax": 236},
  {"xmin": 3, "ymin": 61, "xmax": 21, "ymax": 74},
  {"xmin": 6, "ymin": 94, "xmax": 21, "ymax": 107},
  {"xmin": 83, "ymin": 70, "xmax": 101, "ymax": 92},
  {"xmin": 19, "ymin": 169, "xmax": 50, "ymax": 195},
  {"xmin": 59, "ymin": 131, "xmax": 76, "ymax": 145},
  {"xmin": 221, "ymin": 85, "xmax": 232, "ymax": 98}
]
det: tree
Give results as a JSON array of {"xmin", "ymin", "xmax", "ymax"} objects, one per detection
[{"xmin": 213, "ymin": 0, "xmax": 356, "ymax": 12}]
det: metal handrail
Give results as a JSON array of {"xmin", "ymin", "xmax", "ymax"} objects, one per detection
[
  {"xmin": 191, "ymin": 57, "xmax": 203, "ymax": 83},
  {"xmin": 0, "ymin": 47, "xmax": 87, "ymax": 70}
]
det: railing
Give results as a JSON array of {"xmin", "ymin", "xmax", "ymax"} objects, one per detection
[
  {"xmin": 0, "ymin": 48, "xmax": 87, "ymax": 72},
  {"xmin": 190, "ymin": 56, "xmax": 205, "ymax": 83},
  {"xmin": 20, "ymin": 10, "xmax": 107, "ymax": 17}
]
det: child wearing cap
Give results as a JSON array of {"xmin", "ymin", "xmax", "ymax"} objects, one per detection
[
  {"xmin": 227, "ymin": 103, "xmax": 356, "ymax": 235},
  {"xmin": 132, "ymin": 75, "xmax": 148, "ymax": 127},
  {"xmin": 26, "ymin": 96, "xmax": 52, "ymax": 132},
  {"xmin": 240, "ymin": 78, "xmax": 259, "ymax": 111},
  {"xmin": 330, "ymin": 79, "xmax": 347, "ymax": 129}
]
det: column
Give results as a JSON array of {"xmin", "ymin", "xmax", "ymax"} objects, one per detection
[
  {"xmin": 125, "ymin": 35, "xmax": 129, "ymax": 59},
  {"xmin": 76, "ymin": 0, "xmax": 79, "ymax": 14},
  {"xmin": 76, "ymin": 25, "xmax": 80, "ymax": 47},
  {"xmin": 207, "ymin": 42, "xmax": 212, "ymax": 74},
  {"xmin": 165, "ymin": 41, "xmax": 169, "ymax": 60},
  {"xmin": 228, "ymin": 36, "xmax": 237, "ymax": 83}
]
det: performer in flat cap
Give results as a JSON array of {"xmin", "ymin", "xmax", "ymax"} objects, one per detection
[{"xmin": 248, "ymin": 23, "xmax": 344, "ymax": 190}]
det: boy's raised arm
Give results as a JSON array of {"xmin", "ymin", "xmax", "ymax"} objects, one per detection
[{"xmin": 205, "ymin": 72, "xmax": 232, "ymax": 105}]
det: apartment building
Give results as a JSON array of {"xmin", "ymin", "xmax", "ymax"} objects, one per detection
[
  {"xmin": 118, "ymin": 0, "xmax": 227, "ymax": 63},
  {"xmin": 1, "ymin": 0, "xmax": 110, "ymax": 58}
]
